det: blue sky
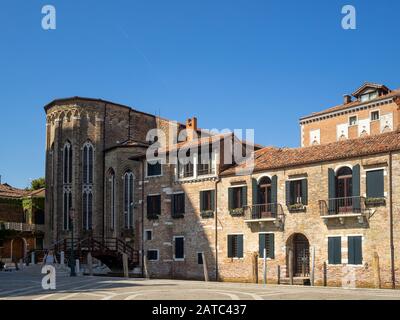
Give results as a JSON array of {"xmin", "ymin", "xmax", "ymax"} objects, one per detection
[{"xmin": 0, "ymin": 0, "xmax": 399, "ymax": 188}]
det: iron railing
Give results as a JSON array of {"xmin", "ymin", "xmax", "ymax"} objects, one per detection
[
  {"xmin": 244, "ymin": 203, "xmax": 284, "ymax": 221},
  {"xmin": 319, "ymin": 196, "xmax": 367, "ymax": 216},
  {"xmin": 1, "ymin": 222, "xmax": 45, "ymax": 233}
]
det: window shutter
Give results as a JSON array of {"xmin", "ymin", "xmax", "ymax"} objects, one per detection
[
  {"xmin": 259, "ymin": 233, "xmax": 266, "ymax": 258},
  {"xmin": 210, "ymin": 190, "xmax": 215, "ymax": 211},
  {"xmin": 228, "ymin": 235, "xmax": 233, "ymax": 258},
  {"xmin": 348, "ymin": 236, "xmax": 362, "ymax": 265},
  {"xmin": 328, "ymin": 237, "xmax": 334, "ymax": 264},
  {"xmin": 352, "ymin": 164, "xmax": 361, "ymax": 212},
  {"xmin": 301, "ymin": 179, "xmax": 308, "ymax": 205},
  {"xmin": 285, "ymin": 181, "xmax": 291, "ymax": 206},
  {"xmin": 237, "ymin": 235, "xmax": 244, "ymax": 258},
  {"xmin": 156, "ymin": 195, "xmax": 161, "ymax": 215},
  {"xmin": 271, "ymin": 175, "xmax": 278, "ymax": 215},
  {"xmin": 252, "ymin": 178, "xmax": 258, "ymax": 205},
  {"xmin": 328, "ymin": 168, "xmax": 336, "ymax": 213},
  {"xmin": 242, "ymin": 186, "xmax": 248, "ymax": 207},
  {"xmin": 171, "ymin": 194, "xmax": 175, "ymax": 215},
  {"xmin": 200, "ymin": 191, "xmax": 204, "ymax": 212},
  {"xmin": 228, "ymin": 188, "xmax": 234, "ymax": 210},
  {"xmin": 268, "ymin": 233, "xmax": 275, "ymax": 259},
  {"xmin": 146, "ymin": 196, "xmax": 151, "ymax": 216},
  {"xmin": 334, "ymin": 237, "xmax": 341, "ymax": 264},
  {"xmin": 367, "ymin": 170, "xmax": 384, "ymax": 198}
]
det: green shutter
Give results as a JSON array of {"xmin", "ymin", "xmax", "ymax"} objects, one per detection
[
  {"xmin": 328, "ymin": 237, "xmax": 341, "ymax": 264},
  {"xmin": 242, "ymin": 186, "xmax": 248, "ymax": 207},
  {"xmin": 348, "ymin": 236, "xmax": 362, "ymax": 265},
  {"xmin": 252, "ymin": 178, "xmax": 258, "ymax": 205},
  {"xmin": 228, "ymin": 188, "xmax": 234, "ymax": 210},
  {"xmin": 301, "ymin": 179, "xmax": 308, "ymax": 205},
  {"xmin": 285, "ymin": 181, "xmax": 291, "ymax": 206},
  {"xmin": 210, "ymin": 190, "xmax": 215, "ymax": 211},
  {"xmin": 259, "ymin": 233, "xmax": 266, "ymax": 258},
  {"xmin": 268, "ymin": 233, "xmax": 275, "ymax": 259},
  {"xmin": 352, "ymin": 165, "xmax": 361, "ymax": 212},
  {"xmin": 271, "ymin": 175, "xmax": 278, "ymax": 215},
  {"xmin": 237, "ymin": 235, "xmax": 244, "ymax": 258},
  {"xmin": 328, "ymin": 168, "xmax": 336, "ymax": 213},
  {"xmin": 199, "ymin": 191, "xmax": 204, "ymax": 212},
  {"xmin": 367, "ymin": 170, "xmax": 384, "ymax": 198},
  {"xmin": 227, "ymin": 235, "xmax": 233, "ymax": 258},
  {"xmin": 171, "ymin": 194, "xmax": 175, "ymax": 215}
]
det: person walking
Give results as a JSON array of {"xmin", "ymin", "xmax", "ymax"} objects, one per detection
[{"xmin": 42, "ymin": 250, "xmax": 58, "ymax": 266}]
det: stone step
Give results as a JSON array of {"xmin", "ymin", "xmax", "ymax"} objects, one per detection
[{"xmin": 280, "ymin": 277, "xmax": 311, "ymax": 286}]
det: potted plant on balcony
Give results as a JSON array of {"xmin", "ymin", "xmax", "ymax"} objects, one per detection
[
  {"xmin": 200, "ymin": 210, "xmax": 214, "ymax": 219},
  {"xmin": 230, "ymin": 207, "xmax": 245, "ymax": 217},
  {"xmin": 365, "ymin": 197, "xmax": 386, "ymax": 207},
  {"xmin": 288, "ymin": 203, "xmax": 306, "ymax": 212}
]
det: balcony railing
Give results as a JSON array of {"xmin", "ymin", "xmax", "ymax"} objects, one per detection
[
  {"xmin": 1, "ymin": 222, "xmax": 45, "ymax": 233},
  {"xmin": 243, "ymin": 203, "xmax": 285, "ymax": 227},
  {"xmin": 197, "ymin": 163, "xmax": 216, "ymax": 176},
  {"xmin": 319, "ymin": 196, "xmax": 370, "ymax": 224}
]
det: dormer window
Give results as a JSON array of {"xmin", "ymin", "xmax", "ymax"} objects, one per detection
[
  {"xmin": 349, "ymin": 116, "xmax": 358, "ymax": 126},
  {"xmin": 360, "ymin": 91, "xmax": 378, "ymax": 102},
  {"xmin": 371, "ymin": 110, "xmax": 380, "ymax": 121}
]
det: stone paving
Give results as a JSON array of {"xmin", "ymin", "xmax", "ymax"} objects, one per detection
[{"xmin": 1, "ymin": 271, "xmax": 400, "ymax": 300}]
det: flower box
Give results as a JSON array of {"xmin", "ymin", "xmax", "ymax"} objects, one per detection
[
  {"xmin": 200, "ymin": 211, "xmax": 214, "ymax": 219},
  {"xmin": 288, "ymin": 203, "xmax": 306, "ymax": 212},
  {"xmin": 229, "ymin": 208, "xmax": 245, "ymax": 217},
  {"xmin": 365, "ymin": 197, "xmax": 386, "ymax": 207}
]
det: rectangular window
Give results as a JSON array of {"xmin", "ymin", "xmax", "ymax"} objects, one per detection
[
  {"xmin": 259, "ymin": 233, "xmax": 275, "ymax": 259},
  {"xmin": 172, "ymin": 193, "xmax": 185, "ymax": 218},
  {"xmin": 197, "ymin": 152, "xmax": 215, "ymax": 176},
  {"xmin": 227, "ymin": 234, "xmax": 244, "ymax": 258},
  {"xmin": 328, "ymin": 237, "xmax": 342, "ymax": 265},
  {"xmin": 147, "ymin": 162, "xmax": 162, "ymax": 177},
  {"xmin": 200, "ymin": 190, "xmax": 215, "ymax": 212},
  {"xmin": 371, "ymin": 111, "xmax": 380, "ymax": 121},
  {"xmin": 197, "ymin": 252, "xmax": 204, "ymax": 265},
  {"xmin": 349, "ymin": 116, "xmax": 358, "ymax": 126},
  {"xmin": 229, "ymin": 186, "xmax": 247, "ymax": 210},
  {"xmin": 366, "ymin": 169, "xmax": 384, "ymax": 198},
  {"xmin": 145, "ymin": 230, "xmax": 152, "ymax": 241},
  {"xmin": 348, "ymin": 236, "xmax": 362, "ymax": 265},
  {"xmin": 178, "ymin": 162, "xmax": 194, "ymax": 179},
  {"xmin": 147, "ymin": 195, "xmax": 161, "ymax": 218},
  {"xmin": 286, "ymin": 179, "xmax": 307, "ymax": 206},
  {"xmin": 174, "ymin": 236, "xmax": 185, "ymax": 260},
  {"xmin": 147, "ymin": 250, "xmax": 158, "ymax": 261}
]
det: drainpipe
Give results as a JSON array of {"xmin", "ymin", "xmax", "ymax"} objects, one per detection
[
  {"xmin": 215, "ymin": 178, "xmax": 221, "ymax": 282},
  {"xmin": 389, "ymin": 151, "xmax": 396, "ymax": 289}
]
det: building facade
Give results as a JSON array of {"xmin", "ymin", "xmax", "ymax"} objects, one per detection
[{"xmin": 44, "ymin": 83, "xmax": 400, "ymax": 288}]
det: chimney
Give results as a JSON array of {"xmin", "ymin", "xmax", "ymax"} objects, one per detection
[
  {"xmin": 186, "ymin": 117, "xmax": 198, "ymax": 141},
  {"xmin": 343, "ymin": 94, "xmax": 352, "ymax": 104}
]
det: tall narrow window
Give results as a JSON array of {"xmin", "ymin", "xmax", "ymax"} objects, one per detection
[
  {"xmin": 63, "ymin": 142, "xmax": 72, "ymax": 184},
  {"xmin": 109, "ymin": 170, "xmax": 116, "ymax": 230},
  {"xmin": 82, "ymin": 190, "xmax": 93, "ymax": 230},
  {"xmin": 63, "ymin": 190, "xmax": 72, "ymax": 230},
  {"xmin": 83, "ymin": 142, "xmax": 94, "ymax": 184},
  {"xmin": 123, "ymin": 171, "xmax": 134, "ymax": 229}
]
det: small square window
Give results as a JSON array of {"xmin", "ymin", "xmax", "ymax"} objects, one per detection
[
  {"xmin": 197, "ymin": 252, "xmax": 204, "ymax": 265},
  {"xmin": 147, "ymin": 162, "xmax": 162, "ymax": 177},
  {"xmin": 371, "ymin": 111, "xmax": 380, "ymax": 121},
  {"xmin": 147, "ymin": 250, "xmax": 158, "ymax": 261},
  {"xmin": 349, "ymin": 116, "xmax": 357, "ymax": 126},
  {"xmin": 145, "ymin": 230, "xmax": 152, "ymax": 241}
]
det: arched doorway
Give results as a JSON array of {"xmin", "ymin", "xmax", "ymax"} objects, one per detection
[
  {"xmin": 286, "ymin": 233, "xmax": 310, "ymax": 277},
  {"xmin": 336, "ymin": 166, "xmax": 353, "ymax": 213},
  {"xmin": 11, "ymin": 237, "xmax": 27, "ymax": 262}
]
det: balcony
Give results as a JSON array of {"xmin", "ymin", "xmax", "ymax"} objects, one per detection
[
  {"xmin": 319, "ymin": 196, "xmax": 371, "ymax": 224},
  {"xmin": 0, "ymin": 222, "xmax": 45, "ymax": 233},
  {"xmin": 243, "ymin": 203, "xmax": 285, "ymax": 228}
]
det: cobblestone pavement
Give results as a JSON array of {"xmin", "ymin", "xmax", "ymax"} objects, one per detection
[{"xmin": 1, "ymin": 271, "xmax": 400, "ymax": 300}]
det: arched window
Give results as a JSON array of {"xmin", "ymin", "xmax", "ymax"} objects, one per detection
[
  {"xmin": 63, "ymin": 142, "xmax": 72, "ymax": 184},
  {"xmin": 82, "ymin": 190, "xmax": 93, "ymax": 230},
  {"xmin": 83, "ymin": 142, "xmax": 94, "ymax": 185},
  {"xmin": 123, "ymin": 171, "xmax": 134, "ymax": 229},
  {"xmin": 336, "ymin": 167, "xmax": 353, "ymax": 212}
]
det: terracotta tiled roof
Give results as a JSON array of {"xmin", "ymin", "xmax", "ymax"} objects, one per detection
[
  {"xmin": 0, "ymin": 183, "xmax": 29, "ymax": 199},
  {"xmin": 221, "ymin": 130, "xmax": 400, "ymax": 176},
  {"xmin": 27, "ymin": 188, "xmax": 45, "ymax": 198},
  {"xmin": 300, "ymin": 89, "xmax": 400, "ymax": 121}
]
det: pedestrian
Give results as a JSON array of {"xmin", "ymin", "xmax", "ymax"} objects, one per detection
[{"xmin": 42, "ymin": 250, "xmax": 58, "ymax": 266}]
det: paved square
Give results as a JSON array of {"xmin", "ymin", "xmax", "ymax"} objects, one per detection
[{"xmin": 1, "ymin": 271, "xmax": 400, "ymax": 300}]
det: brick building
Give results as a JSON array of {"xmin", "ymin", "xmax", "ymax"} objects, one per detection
[{"xmin": 44, "ymin": 83, "xmax": 400, "ymax": 288}]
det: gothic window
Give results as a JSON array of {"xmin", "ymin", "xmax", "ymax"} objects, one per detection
[
  {"xmin": 83, "ymin": 142, "xmax": 94, "ymax": 184},
  {"xmin": 109, "ymin": 169, "xmax": 116, "ymax": 230},
  {"xmin": 123, "ymin": 171, "xmax": 134, "ymax": 229},
  {"xmin": 63, "ymin": 142, "xmax": 72, "ymax": 184},
  {"xmin": 63, "ymin": 190, "xmax": 72, "ymax": 230},
  {"xmin": 82, "ymin": 190, "xmax": 93, "ymax": 230}
]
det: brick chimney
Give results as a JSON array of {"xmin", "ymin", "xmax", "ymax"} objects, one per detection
[
  {"xmin": 186, "ymin": 117, "xmax": 198, "ymax": 141},
  {"xmin": 343, "ymin": 94, "xmax": 352, "ymax": 104}
]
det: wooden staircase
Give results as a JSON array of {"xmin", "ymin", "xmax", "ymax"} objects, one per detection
[{"xmin": 52, "ymin": 237, "xmax": 139, "ymax": 271}]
